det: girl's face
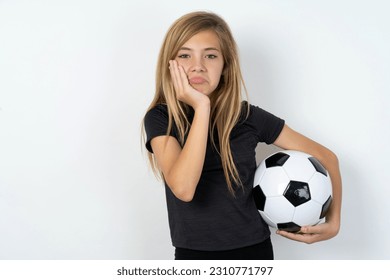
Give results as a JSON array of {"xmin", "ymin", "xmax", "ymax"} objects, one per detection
[{"xmin": 175, "ymin": 30, "xmax": 224, "ymax": 95}]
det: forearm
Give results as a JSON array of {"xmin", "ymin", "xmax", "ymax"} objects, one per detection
[
  {"xmin": 273, "ymin": 125, "xmax": 342, "ymax": 242},
  {"xmin": 319, "ymin": 150, "xmax": 342, "ymax": 231},
  {"xmin": 165, "ymin": 104, "xmax": 210, "ymax": 201}
]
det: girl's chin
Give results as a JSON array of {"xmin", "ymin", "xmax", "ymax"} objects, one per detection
[{"xmin": 192, "ymin": 86, "xmax": 212, "ymax": 95}]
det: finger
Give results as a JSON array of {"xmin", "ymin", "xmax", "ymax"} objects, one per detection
[
  {"xmin": 173, "ymin": 61, "xmax": 186, "ymax": 99},
  {"xmin": 177, "ymin": 63, "xmax": 189, "ymax": 88},
  {"xmin": 276, "ymin": 230, "xmax": 318, "ymax": 244},
  {"xmin": 173, "ymin": 60, "xmax": 184, "ymax": 91},
  {"xmin": 169, "ymin": 60, "xmax": 180, "ymax": 92},
  {"xmin": 276, "ymin": 230, "xmax": 301, "ymax": 240},
  {"xmin": 300, "ymin": 224, "xmax": 325, "ymax": 235}
]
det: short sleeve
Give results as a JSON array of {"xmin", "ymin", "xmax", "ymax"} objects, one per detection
[
  {"xmin": 144, "ymin": 104, "xmax": 177, "ymax": 153},
  {"xmin": 248, "ymin": 104, "xmax": 285, "ymax": 144}
]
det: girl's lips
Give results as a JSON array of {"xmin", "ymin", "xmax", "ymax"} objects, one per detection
[{"xmin": 189, "ymin": 77, "xmax": 206, "ymax": 84}]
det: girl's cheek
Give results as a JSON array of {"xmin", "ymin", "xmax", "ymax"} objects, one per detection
[{"xmin": 176, "ymin": 61, "xmax": 188, "ymax": 72}]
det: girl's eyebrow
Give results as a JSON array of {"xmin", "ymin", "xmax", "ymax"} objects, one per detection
[{"xmin": 179, "ymin": 47, "xmax": 221, "ymax": 52}]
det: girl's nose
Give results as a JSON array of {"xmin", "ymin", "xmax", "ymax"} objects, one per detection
[{"xmin": 189, "ymin": 57, "xmax": 205, "ymax": 72}]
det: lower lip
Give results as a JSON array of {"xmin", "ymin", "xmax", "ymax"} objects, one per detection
[{"xmin": 189, "ymin": 77, "xmax": 206, "ymax": 84}]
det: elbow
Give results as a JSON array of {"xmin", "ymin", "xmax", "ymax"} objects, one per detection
[
  {"xmin": 166, "ymin": 180, "xmax": 196, "ymax": 202},
  {"xmin": 176, "ymin": 192, "xmax": 195, "ymax": 202},
  {"xmin": 317, "ymin": 148, "xmax": 339, "ymax": 170},
  {"xmin": 173, "ymin": 187, "xmax": 195, "ymax": 202},
  {"xmin": 164, "ymin": 168, "xmax": 199, "ymax": 202},
  {"xmin": 326, "ymin": 149, "xmax": 339, "ymax": 167}
]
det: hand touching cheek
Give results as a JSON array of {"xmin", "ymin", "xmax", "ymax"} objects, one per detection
[{"xmin": 169, "ymin": 60, "xmax": 210, "ymax": 110}]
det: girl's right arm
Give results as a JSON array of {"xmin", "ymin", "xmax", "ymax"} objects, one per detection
[{"xmin": 149, "ymin": 61, "xmax": 210, "ymax": 202}]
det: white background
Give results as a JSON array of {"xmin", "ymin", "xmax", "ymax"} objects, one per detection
[{"xmin": 0, "ymin": 0, "xmax": 389, "ymax": 260}]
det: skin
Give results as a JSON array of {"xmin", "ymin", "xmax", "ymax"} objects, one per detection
[{"xmin": 151, "ymin": 30, "xmax": 342, "ymax": 244}]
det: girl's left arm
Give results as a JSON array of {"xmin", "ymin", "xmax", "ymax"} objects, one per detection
[{"xmin": 273, "ymin": 124, "xmax": 342, "ymax": 244}]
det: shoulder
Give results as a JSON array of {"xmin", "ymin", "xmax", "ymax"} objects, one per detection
[
  {"xmin": 144, "ymin": 103, "xmax": 170, "ymax": 132},
  {"xmin": 144, "ymin": 104, "xmax": 169, "ymax": 126},
  {"xmin": 238, "ymin": 101, "xmax": 285, "ymax": 144},
  {"xmin": 239, "ymin": 101, "xmax": 278, "ymax": 122},
  {"xmin": 144, "ymin": 104, "xmax": 172, "ymax": 153},
  {"xmin": 145, "ymin": 103, "xmax": 168, "ymax": 119}
]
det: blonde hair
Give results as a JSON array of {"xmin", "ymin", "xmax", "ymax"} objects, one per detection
[{"xmin": 143, "ymin": 11, "xmax": 248, "ymax": 194}]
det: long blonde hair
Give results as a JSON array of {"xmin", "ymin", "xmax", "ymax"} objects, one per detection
[{"xmin": 143, "ymin": 11, "xmax": 248, "ymax": 194}]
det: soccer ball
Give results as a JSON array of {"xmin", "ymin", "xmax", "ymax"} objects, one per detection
[{"xmin": 253, "ymin": 150, "xmax": 332, "ymax": 232}]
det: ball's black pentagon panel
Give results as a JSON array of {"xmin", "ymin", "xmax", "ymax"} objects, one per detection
[
  {"xmin": 277, "ymin": 222, "xmax": 301, "ymax": 232},
  {"xmin": 265, "ymin": 152, "xmax": 290, "ymax": 168},
  {"xmin": 253, "ymin": 185, "xmax": 266, "ymax": 211},
  {"xmin": 284, "ymin": 181, "xmax": 311, "ymax": 207},
  {"xmin": 320, "ymin": 195, "xmax": 333, "ymax": 219},
  {"xmin": 308, "ymin": 157, "xmax": 327, "ymax": 177}
]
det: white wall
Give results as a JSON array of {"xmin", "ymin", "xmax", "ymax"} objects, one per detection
[{"xmin": 0, "ymin": 0, "xmax": 389, "ymax": 259}]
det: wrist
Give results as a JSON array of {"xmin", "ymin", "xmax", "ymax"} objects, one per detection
[{"xmin": 193, "ymin": 97, "xmax": 210, "ymax": 112}]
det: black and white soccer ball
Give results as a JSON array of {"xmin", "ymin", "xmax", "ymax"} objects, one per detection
[{"xmin": 253, "ymin": 150, "xmax": 332, "ymax": 232}]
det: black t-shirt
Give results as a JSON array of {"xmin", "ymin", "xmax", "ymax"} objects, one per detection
[{"xmin": 144, "ymin": 102, "xmax": 285, "ymax": 251}]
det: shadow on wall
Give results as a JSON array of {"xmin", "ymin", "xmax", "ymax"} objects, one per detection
[{"xmin": 256, "ymin": 143, "xmax": 282, "ymax": 165}]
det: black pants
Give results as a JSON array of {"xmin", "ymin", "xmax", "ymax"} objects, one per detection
[{"xmin": 175, "ymin": 237, "xmax": 274, "ymax": 260}]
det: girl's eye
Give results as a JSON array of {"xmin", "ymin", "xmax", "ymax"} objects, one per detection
[
  {"xmin": 206, "ymin": 54, "xmax": 217, "ymax": 59},
  {"xmin": 178, "ymin": 54, "xmax": 190, "ymax": 58}
]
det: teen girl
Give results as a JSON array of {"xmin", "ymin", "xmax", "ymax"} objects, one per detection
[{"xmin": 143, "ymin": 11, "xmax": 342, "ymax": 260}]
